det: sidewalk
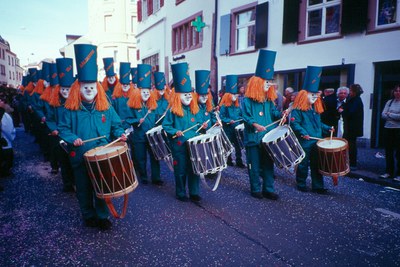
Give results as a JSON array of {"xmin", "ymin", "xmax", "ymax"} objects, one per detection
[{"xmin": 347, "ymin": 146, "xmax": 400, "ymax": 189}]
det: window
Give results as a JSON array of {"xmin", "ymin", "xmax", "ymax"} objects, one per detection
[
  {"xmin": 172, "ymin": 13, "xmax": 202, "ymax": 55},
  {"xmin": 153, "ymin": 0, "xmax": 160, "ymax": 12},
  {"xmin": 142, "ymin": 53, "xmax": 159, "ymax": 67},
  {"xmin": 8, "ymin": 55, "xmax": 10, "ymax": 65},
  {"xmin": 131, "ymin": 16, "xmax": 135, "ymax": 33},
  {"xmin": 9, "ymin": 71, "xmax": 11, "ymax": 79},
  {"xmin": 376, "ymin": 0, "xmax": 399, "ymax": 27},
  {"xmin": 142, "ymin": 0, "xmax": 148, "ymax": 20},
  {"xmin": 104, "ymin": 15, "xmax": 112, "ymax": 32},
  {"xmin": 0, "ymin": 65, "xmax": 5, "ymax": 75},
  {"xmin": 235, "ymin": 9, "xmax": 256, "ymax": 51},
  {"xmin": 12, "ymin": 71, "xmax": 15, "ymax": 80},
  {"xmin": 12, "ymin": 57, "xmax": 14, "ymax": 66},
  {"xmin": 176, "ymin": 0, "xmax": 185, "ymax": 5},
  {"xmin": 306, "ymin": 0, "xmax": 341, "ymax": 39}
]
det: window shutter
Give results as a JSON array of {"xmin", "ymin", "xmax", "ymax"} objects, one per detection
[
  {"xmin": 137, "ymin": 49, "xmax": 140, "ymax": 61},
  {"xmin": 282, "ymin": 0, "xmax": 300, "ymax": 43},
  {"xmin": 341, "ymin": 0, "xmax": 368, "ymax": 34},
  {"xmin": 255, "ymin": 2, "xmax": 269, "ymax": 49},
  {"xmin": 160, "ymin": 0, "xmax": 164, "ymax": 7},
  {"xmin": 219, "ymin": 14, "xmax": 231, "ymax": 55},
  {"xmin": 137, "ymin": 0, "xmax": 142, "ymax": 22},
  {"xmin": 148, "ymin": 0, "xmax": 153, "ymax": 16}
]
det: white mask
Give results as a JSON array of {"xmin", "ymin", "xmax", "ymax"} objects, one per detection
[
  {"xmin": 80, "ymin": 82, "xmax": 98, "ymax": 103},
  {"xmin": 307, "ymin": 92, "xmax": 319, "ymax": 104},
  {"xmin": 198, "ymin": 94, "xmax": 208, "ymax": 104},
  {"xmin": 43, "ymin": 80, "xmax": 49, "ymax": 88},
  {"xmin": 141, "ymin": 89, "xmax": 150, "ymax": 102},
  {"xmin": 158, "ymin": 89, "xmax": 165, "ymax": 96},
  {"xmin": 180, "ymin": 93, "xmax": 193, "ymax": 106},
  {"xmin": 122, "ymin": 84, "xmax": 130, "ymax": 92},
  {"xmin": 231, "ymin": 94, "xmax": 238, "ymax": 102},
  {"xmin": 107, "ymin": 76, "xmax": 116, "ymax": 85},
  {"xmin": 60, "ymin": 87, "xmax": 70, "ymax": 99},
  {"xmin": 264, "ymin": 80, "xmax": 274, "ymax": 92}
]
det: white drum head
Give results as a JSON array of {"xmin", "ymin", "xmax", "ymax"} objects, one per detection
[
  {"xmin": 318, "ymin": 139, "xmax": 346, "ymax": 149},
  {"xmin": 188, "ymin": 133, "xmax": 215, "ymax": 143},
  {"xmin": 95, "ymin": 146, "xmax": 124, "ymax": 156},
  {"xmin": 206, "ymin": 126, "xmax": 222, "ymax": 135},
  {"xmin": 235, "ymin": 123, "xmax": 244, "ymax": 131},
  {"xmin": 262, "ymin": 126, "xmax": 288, "ymax": 143},
  {"xmin": 146, "ymin": 125, "xmax": 163, "ymax": 135}
]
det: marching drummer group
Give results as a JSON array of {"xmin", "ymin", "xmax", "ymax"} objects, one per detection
[{"xmin": 19, "ymin": 44, "xmax": 336, "ymax": 230}]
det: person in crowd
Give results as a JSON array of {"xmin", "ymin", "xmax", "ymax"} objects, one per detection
[
  {"xmin": 131, "ymin": 67, "xmax": 138, "ymax": 89},
  {"xmin": 153, "ymin": 71, "xmax": 170, "ymax": 123},
  {"xmin": 101, "ymin": 57, "xmax": 119, "ymax": 100},
  {"xmin": 323, "ymin": 88, "xmax": 335, "ymax": 98},
  {"xmin": 274, "ymin": 85, "xmax": 285, "ymax": 112},
  {"xmin": 242, "ymin": 50, "xmax": 283, "ymax": 200},
  {"xmin": 290, "ymin": 66, "xmax": 333, "ymax": 194},
  {"xmin": 162, "ymin": 62, "xmax": 208, "ymax": 202},
  {"xmin": 195, "ymin": 70, "xmax": 216, "ymax": 130},
  {"xmin": 126, "ymin": 64, "xmax": 163, "ymax": 186},
  {"xmin": 58, "ymin": 44, "xmax": 126, "ymax": 230},
  {"xmin": 322, "ymin": 86, "xmax": 349, "ymax": 137},
  {"xmin": 380, "ymin": 84, "xmax": 400, "ymax": 181},
  {"xmin": 282, "ymin": 87, "xmax": 294, "ymax": 110},
  {"xmin": 238, "ymin": 84, "xmax": 246, "ymax": 109},
  {"xmin": 219, "ymin": 74, "xmax": 245, "ymax": 168},
  {"xmin": 0, "ymin": 98, "xmax": 16, "ymax": 178},
  {"xmin": 342, "ymin": 84, "xmax": 364, "ymax": 171}
]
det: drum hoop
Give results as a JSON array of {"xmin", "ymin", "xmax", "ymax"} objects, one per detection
[
  {"xmin": 317, "ymin": 137, "xmax": 348, "ymax": 152},
  {"xmin": 84, "ymin": 142, "xmax": 128, "ymax": 161},
  {"xmin": 146, "ymin": 125, "xmax": 163, "ymax": 135},
  {"xmin": 263, "ymin": 125, "xmax": 290, "ymax": 145}
]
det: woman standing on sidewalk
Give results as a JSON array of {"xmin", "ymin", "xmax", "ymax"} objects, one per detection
[{"xmin": 380, "ymin": 84, "xmax": 400, "ymax": 181}]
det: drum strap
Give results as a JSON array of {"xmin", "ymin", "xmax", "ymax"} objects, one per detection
[
  {"xmin": 105, "ymin": 195, "xmax": 129, "ymax": 219},
  {"xmin": 200, "ymin": 172, "xmax": 222, "ymax": 191}
]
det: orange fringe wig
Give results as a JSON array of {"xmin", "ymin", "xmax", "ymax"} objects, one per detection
[
  {"xmin": 31, "ymin": 79, "xmax": 45, "ymax": 96},
  {"xmin": 65, "ymin": 80, "xmax": 110, "ymax": 111},
  {"xmin": 101, "ymin": 75, "xmax": 119, "ymax": 92},
  {"xmin": 245, "ymin": 76, "xmax": 277, "ymax": 103},
  {"xmin": 154, "ymin": 86, "xmax": 172, "ymax": 102},
  {"xmin": 127, "ymin": 88, "xmax": 158, "ymax": 110},
  {"xmin": 112, "ymin": 82, "xmax": 134, "ymax": 99},
  {"xmin": 219, "ymin": 92, "xmax": 239, "ymax": 108},
  {"xmin": 25, "ymin": 82, "xmax": 35, "ymax": 94},
  {"xmin": 292, "ymin": 90, "xmax": 324, "ymax": 114},
  {"xmin": 40, "ymin": 85, "xmax": 56, "ymax": 103},
  {"xmin": 169, "ymin": 92, "xmax": 199, "ymax": 117},
  {"xmin": 49, "ymin": 86, "xmax": 66, "ymax": 107},
  {"xmin": 194, "ymin": 91, "xmax": 214, "ymax": 112}
]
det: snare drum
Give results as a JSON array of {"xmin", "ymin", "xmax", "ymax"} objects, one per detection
[
  {"xmin": 262, "ymin": 125, "xmax": 305, "ymax": 171},
  {"xmin": 317, "ymin": 138, "xmax": 349, "ymax": 177},
  {"xmin": 235, "ymin": 123, "xmax": 245, "ymax": 150},
  {"xmin": 146, "ymin": 125, "xmax": 173, "ymax": 170},
  {"xmin": 206, "ymin": 125, "xmax": 234, "ymax": 157}
]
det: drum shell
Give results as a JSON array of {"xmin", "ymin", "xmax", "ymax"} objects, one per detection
[
  {"xmin": 234, "ymin": 123, "xmax": 245, "ymax": 150},
  {"xmin": 84, "ymin": 142, "xmax": 138, "ymax": 198},
  {"xmin": 206, "ymin": 126, "xmax": 234, "ymax": 157},
  {"xmin": 146, "ymin": 125, "xmax": 172, "ymax": 160},
  {"xmin": 317, "ymin": 137, "xmax": 349, "ymax": 176}
]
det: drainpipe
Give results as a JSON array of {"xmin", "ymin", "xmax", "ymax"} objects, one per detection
[{"xmin": 212, "ymin": 0, "xmax": 219, "ymax": 105}]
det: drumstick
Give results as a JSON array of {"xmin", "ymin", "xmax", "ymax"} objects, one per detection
[
  {"xmin": 82, "ymin": 135, "xmax": 107, "ymax": 144},
  {"xmin": 172, "ymin": 123, "xmax": 200, "ymax": 138},
  {"xmin": 255, "ymin": 119, "xmax": 281, "ymax": 133},
  {"xmin": 155, "ymin": 108, "xmax": 170, "ymax": 125},
  {"xmin": 330, "ymin": 126, "xmax": 334, "ymax": 142},
  {"xmin": 138, "ymin": 110, "xmax": 151, "ymax": 127},
  {"xmin": 196, "ymin": 119, "xmax": 210, "ymax": 133},
  {"xmin": 307, "ymin": 136, "xmax": 324, "ymax": 141},
  {"xmin": 229, "ymin": 119, "xmax": 243, "ymax": 124},
  {"xmin": 102, "ymin": 137, "xmax": 122, "ymax": 150}
]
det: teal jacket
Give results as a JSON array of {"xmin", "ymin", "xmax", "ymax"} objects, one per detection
[
  {"xmin": 220, "ymin": 104, "xmax": 242, "ymax": 135},
  {"xmin": 290, "ymin": 108, "xmax": 331, "ymax": 148},
  {"xmin": 58, "ymin": 104, "xmax": 124, "ymax": 167},
  {"xmin": 126, "ymin": 104, "xmax": 158, "ymax": 143},
  {"xmin": 46, "ymin": 98, "xmax": 67, "ymax": 132},
  {"xmin": 111, "ymin": 96, "xmax": 133, "ymax": 130},
  {"xmin": 242, "ymin": 97, "xmax": 281, "ymax": 146},
  {"xmin": 155, "ymin": 96, "xmax": 169, "ymax": 125},
  {"xmin": 197, "ymin": 103, "xmax": 217, "ymax": 129}
]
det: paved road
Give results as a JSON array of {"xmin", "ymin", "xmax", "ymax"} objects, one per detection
[{"xmin": 1, "ymin": 129, "xmax": 399, "ymax": 266}]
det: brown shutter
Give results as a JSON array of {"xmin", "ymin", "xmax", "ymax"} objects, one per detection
[
  {"xmin": 255, "ymin": 2, "xmax": 269, "ymax": 49},
  {"xmin": 137, "ymin": 0, "xmax": 142, "ymax": 22},
  {"xmin": 341, "ymin": 0, "xmax": 368, "ymax": 34},
  {"xmin": 282, "ymin": 0, "xmax": 300, "ymax": 43},
  {"xmin": 148, "ymin": 0, "xmax": 153, "ymax": 16},
  {"xmin": 160, "ymin": 0, "xmax": 164, "ymax": 7},
  {"xmin": 137, "ymin": 49, "xmax": 140, "ymax": 61}
]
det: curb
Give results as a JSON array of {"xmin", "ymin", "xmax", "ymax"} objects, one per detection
[{"xmin": 347, "ymin": 170, "xmax": 400, "ymax": 189}]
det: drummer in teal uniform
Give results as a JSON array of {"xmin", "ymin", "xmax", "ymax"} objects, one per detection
[
  {"xmin": 195, "ymin": 70, "xmax": 216, "ymax": 130},
  {"xmin": 162, "ymin": 62, "xmax": 207, "ymax": 202},
  {"xmin": 47, "ymin": 58, "xmax": 75, "ymax": 192},
  {"xmin": 131, "ymin": 67, "xmax": 138, "ymax": 89},
  {"xmin": 290, "ymin": 66, "xmax": 333, "ymax": 194},
  {"xmin": 219, "ymin": 75, "xmax": 245, "ymax": 168},
  {"xmin": 242, "ymin": 50, "xmax": 284, "ymax": 200},
  {"xmin": 58, "ymin": 44, "xmax": 127, "ymax": 230},
  {"xmin": 153, "ymin": 71, "xmax": 169, "ymax": 124},
  {"xmin": 101, "ymin": 57, "xmax": 119, "ymax": 100},
  {"xmin": 111, "ymin": 62, "xmax": 134, "ymax": 130},
  {"xmin": 126, "ymin": 64, "xmax": 163, "ymax": 185}
]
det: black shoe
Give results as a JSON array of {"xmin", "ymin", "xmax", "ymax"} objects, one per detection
[
  {"xmin": 236, "ymin": 162, "xmax": 246, "ymax": 168},
  {"xmin": 251, "ymin": 192, "xmax": 263, "ymax": 199},
  {"xmin": 190, "ymin": 195, "xmax": 202, "ymax": 202},
  {"xmin": 297, "ymin": 186, "xmax": 309, "ymax": 192},
  {"xmin": 312, "ymin": 188, "xmax": 328, "ymax": 194},
  {"xmin": 227, "ymin": 161, "xmax": 234, "ymax": 166},
  {"xmin": 176, "ymin": 196, "xmax": 189, "ymax": 202},
  {"xmin": 84, "ymin": 217, "xmax": 97, "ymax": 228},
  {"xmin": 97, "ymin": 218, "xmax": 112, "ymax": 230},
  {"xmin": 262, "ymin": 191, "xmax": 279, "ymax": 200},
  {"xmin": 0, "ymin": 185, "xmax": 4, "ymax": 192},
  {"xmin": 141, "ymin": 180, "xmax": 149, "ymax": 185},
  {"xmin": 62, "ymin": 186, "xmax": 75, "ymax": 193},
  {"xmin": 152, "ymin": 180, "xmax": 164, "ymax": 186}
]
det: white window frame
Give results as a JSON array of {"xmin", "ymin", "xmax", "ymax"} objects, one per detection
[
  {"xmin": 305, "ymin": 0, "xmax": 341, "ymax": 40},
  {"xmin": 235, "ymin": 8, "xmax": 256, "ymax": 52},
  {"xmin": 142, "ymin": 0, "xmax": 148, "ymax": 20},
  {"xmin": 153, "ymin": 0, "xmax": 161, "ymax": 13}
]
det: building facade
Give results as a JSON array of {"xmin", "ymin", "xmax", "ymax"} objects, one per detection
[
  {"xmin": 60, "ymin": 0, "xmax": 138, "ymax": 80},
  {"xmin": 136, "ymin": 0, "xmax": 400, "ymax": 147},
  {"xmin": 0, "ymin": 35, "xmax": 23, "ymax": 88}
]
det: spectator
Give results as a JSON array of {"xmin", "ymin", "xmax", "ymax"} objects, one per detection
[
  {"xmin": 0, "ymin": 98, "xmax": 16, "ymax": 178},
  {"xmin": 323, "ymin": 88, "xmax": 335, "ymax": 98},
  {"xmin": 342, "ymin": 84, "xmax": 364, "ymax": 171},
  {"xmin": 238, "ymin": 84, "xmax": 246, "ymax": 109},
  {"xmin": 282, "ymin": 87, "xmax": 294, "ymax": 110},
  {"xmin": 274, "ymin": 85, "xmax": 284, "ymax": 112},
  {"xmin": 380, "ymin": 84, "xmax": 400, "ymax": 181},
  {"xmin": 322, "ymin": 86, "xmax": 349, "ymax": 137}
]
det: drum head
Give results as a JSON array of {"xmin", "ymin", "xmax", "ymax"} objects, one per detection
[
  {"xmin": 146, "ymin": 125, "xmax": 163, "ymax": 135},
  {"xmin": 262, "ymin": 126, "xmax": 288, "ymax": 143},
  {"xmin": 318, "ymin": 139, "xmax": 346, "ymax": 149},
  {"xmin": 235, "ymin": 123, "xmax": 244, "ymax": 130},
  {"xmin": 206, "ymin": 126, "xmax": 222, "ymax": 135},
  {"xmin": 94, "ymin": 145, "xmax": 125, "ymax": 156},
  {"xmin": 188, "ymin": 133, "xmax": 216, "ymax": 143}
]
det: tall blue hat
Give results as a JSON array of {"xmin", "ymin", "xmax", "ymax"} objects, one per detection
[
  {"xmin": 28, "ymin": 68, "xmax": 38, "ymax": 82},
  {"xmin": 49, "ymin": 63, "xmax": 59, "ymax": 86},
  {"xmin": 103, "ymin": 57, "xmax": 115, "ymax": 77},
  {"xmin": 41, "ymin": 62, "xmax": 50, "ymax": 82},
  {"xmin": 119, "ymin": 62, "xmax": 131, "ymax": 85},
  {"xmin": 302, "ymin": 66, "xmax": 322, "ymax": 93},
  {"xmin": 255, "ymin": 50, "xmax": 276, "ymax": 80},
  {"xmin": 171, "ymin": 62, "xmax": 192, "ymax": 93},
  {"xmin": 137, "ymin": 64, "xmax": 152, "ymax": 89},
  {"xmin": 74, "ymin": 44, "xmax": 98, "ymax": 83},
  {"xmin": 37, "ymin": 70, "xmax": 42, "ymax": 82},
  {"xmin": 56, "ymin": 58, "xmax": 74, "ymax": 87},
  {"xmin": 195, "ymin": 70, "xmax": 210, "ymax": 95},
  {"xmin": 154, "ymin": 72, "xmax": 166, "ymax": 90},
  {"xmin": 130, "ymin": 67, "xmax": 138, "ymax": 84},
  {"xmin": 22, "ymin": 75, "xmax": 28, "ymax": 87},
  {"xmin": 225, "ymin": 75, "xmax": 238, "ymax": 94}
]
